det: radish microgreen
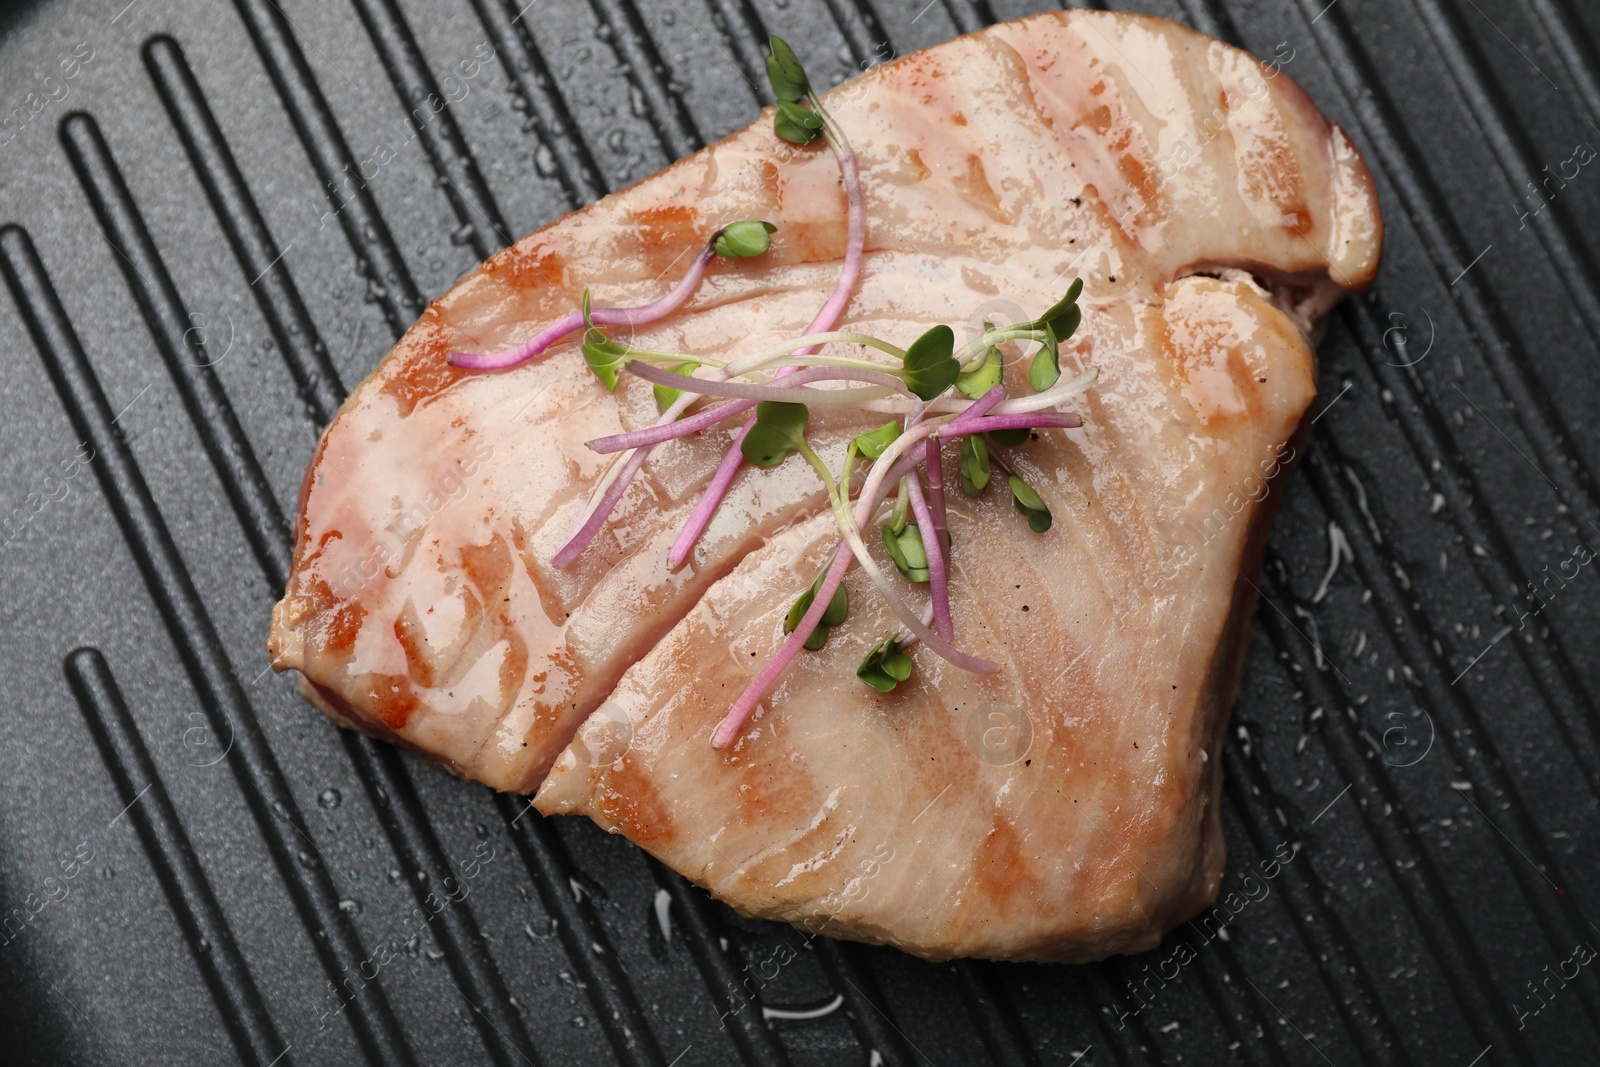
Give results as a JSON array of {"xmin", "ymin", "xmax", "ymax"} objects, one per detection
[
  {"xmin": 740, "ymin": 401, "xmax": 810, "ymax": 468},
  {"xmin": 765, "ymin": 35, "xmax": 810, "ymax": 103},
  {"xmin": 882, "ymin": 521, "xmax": 931, "ymax": 583},
  {"xmin": 853, "ymin": 421, "xmax": 901, "ymax": 460},
  {"xmin": 715, "ymin": 220, "xmax": 778, "ymax": 259},
  {"xmin": 956, "ymin": 337, "xmax": 1004, "ymax": 400},
  {"xmin": 1029, "ymin": 322, "xmax": 1061, "ymax": 392},
  {"xmin": 902, "ymin": 324, "xmax": 960, "ymax": 400},
  {"xmin": 580, "ymin": 290, "xmax": 628, "ymax": 391},
  {"xmin": 959, "ymin": 434, "xmax": 990, "ymax": 496},
  {"xmin": 652, "ymin": 362, "xmax": 700, "ymax": 414},
  {"xmin": 1009, "ymin": 475, "xmax": 1052, "ymax": 532},
  {"xmin": 786, "ymin": 571, "xmax": 849, "ymax": 651},
  {"xmin": 774, "ymin": 100, "xmax": 824, "ymax": 144},
  {"xmin": 449, "ymin": 31, "xmax": 1099, "ymax": 747},
  {"xmin": 857, "ymin": 636, "xmax": 914, "ymax": 693}
]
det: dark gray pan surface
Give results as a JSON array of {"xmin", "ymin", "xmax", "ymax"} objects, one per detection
[{"xmin": 2, "ymin": 0, "xmax": 1599, "ymax": 1063}]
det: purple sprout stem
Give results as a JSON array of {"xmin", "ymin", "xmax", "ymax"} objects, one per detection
[
  {"xmin": 671, "ymin": 137, "xmax": 866, "ymax": 571},
  {"xmin": 712, "ymin": 541, "xmax": 852, "ymax": 749},
  {"xmin": 713, "ymin": 442, "xmax": 924, "ymax": 749},
  {"xmin": 908, "ymin": 445, "xmax": 952, "ymax": 641},
  {"xmin": 449, "ymin": 238, "xmax": 721, "ymax": 371},
  {"xmin": 925, "ymin": 437, "xmax": 950, "ymax": 549},
  {"xmin": 624, "ymin": 361, "xmax": 907, "ymax": 404},
  {"xmin": 793, "ymin": 151, "xmax": 865, "ymax": 352},
  {"xmin": 715, "ymin": 414, "xmax": 1036, "ymax": 747},
  {"xmin": 586, "ymin": 367, "xmax": 896, "ymax": 455},
  {"xmin": 951, "ymin": 411, "xmax": 1081, "ymax": 436},
  {"xmin": 718, "ymin": 410, "xmax": 1063, "ymax": 746},
  {"xmin": 551, "ymin": 379, "xmax": 710, "ymax": 567},
  {"xmin": 587, "ymin": 395, "xmax": 755, "ymax": 455},
  {"xmin": 555, "ymin": 363, "xmax": 949, "ymax": 570},
  {"xmin": 549, "ymin": 444, "xmax": 656, "ymax": 569},
  {"xmin": 949, "ymin": 385, "xmax": 1006, "ymax": 426},
  {"xmin": 902, "ymin": 473, "xmax": 950, "ymax": 641},
  {"xmin": 670, "ymin": 411, "xmax": 758, "ymax": 569}
]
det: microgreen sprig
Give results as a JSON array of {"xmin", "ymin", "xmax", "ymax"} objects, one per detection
[
  {"xmin": 786, "ymin": 571, "xmax": 849, "ymax": 651},
  {"xmin": 956, "ymin": 338, "xmax": 1004, "ymax": 400},
  {"xmin": 853, "ymin": 421, "xmax": 901, "ymax": 460},
  {"xmin": 741, "ymin": 401, "xmax": 811, "ymax": 468},
  {"xmin": 881, "ymin": 522, "xmax": 930, "ymax": 583},
  {"xmin": 952, "ymin": 278, "xmax": 1084, "ymax": 375},
  {"xmin": 445, "ymin": 30, "xmax": 1098, "ymax": 749},
  {"xmin": 901, "ymin": 325, "xmax": 961, "ymax": 401},
  {"xmin": 1029, "ymin": 323, "xmax": 1062, "ymax": 392},
  {"xmin": 959, "ymin": 434, "xmax": 990, "ymax": 496},
  {"xmin": 714, "ymin": 220, "xmax": 777, "ymax": 259},
  {"xmin": 857, "ymin": 636, "xmax": 913, "ymax": 692},
  {"xmin": 451, "ymin": 221, "xmax": 780, "ymax": 371},
  {"xmin": 1010, "ymin": 475, "xmax": 1053, "ymax": 533},
  {"xmin": 765, "ymin": 36, "xmax": 810, "ymax": 105},
  {"xmin": 671, "ymin": 35, "xmax": 869, "ymax": 571},
  {"xmin": 652, "ymin": 362, "xmax": 700, "ymax": 414},
  {"xmin": 580, "ymin": 291, "xmax": 630, "ymax": 390},
  {"xmin": 709, "ymin": 399, "xmax": 1084, "ymax": 748}
]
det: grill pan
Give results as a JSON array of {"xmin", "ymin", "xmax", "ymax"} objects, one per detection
[{"xmin": 3, "ymin": 0, "xmax": 1599, "ymax": 1063}]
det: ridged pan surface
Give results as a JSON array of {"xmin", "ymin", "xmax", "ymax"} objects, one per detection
[{"xmin": 1, "ymin": 0, "xmax": 1598, "ymax": 1063}]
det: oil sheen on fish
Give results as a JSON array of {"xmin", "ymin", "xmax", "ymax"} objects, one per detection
[{"xmin": 270, "ymin": 9, "xmax": 1380, "ymax": 961}]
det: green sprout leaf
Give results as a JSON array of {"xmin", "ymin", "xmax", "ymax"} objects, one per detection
[
  {"xmin": 957, "ymin": 342, "xmax": 1003, "ymax": 400},
  {"xmin": 881, "ymin": 521, "xmax": 930, "ymax": 583},
  {"xmin": 741, "ymin": 401, "xmax": 809, "ymax": 468},
  {"xmin": 715, "ymin": 220, "xmax": 777, "ymax": 259},
  {"xmin": 1049, "ymin": 303, "xmax": 1081, "ymax": 346},
  {"xmin": 858, "ymin": 636, "xmax": 914, "ymax": 693},
  {"xmin": 853, "ymin": 421, "xmax": 901, "ymax": 460},
  {"xmin": 784, "ymin": 588, "xmax": 812, "ymax": 633},
  {"xmin": 1029, "ymin": 322, "xmax": 1061, "ymax": 393},
  {"xmin": 774, "ymin": 100, "xmax": 824, "ymax": 144},
  {"xmin": 653, "ymin": 361, "xmax": 699, "ymax": 414},
  {"xmin": 985, "ymin": 428, "xmax": 1029, "ymax": 447},
  {"xmin": 902, "ymin": 324, "xmax": 960, "ymax": 401},
  {"xmin": 785, "ymin": 573, "xmax": 848, "ymax": 632},
  {"xmin": 821, "ymin": 583, "xmax": 848, "ymax": 626},
  {"xmin": 785, "ymin": 572, "xmax": 847, "ymax": 652},
  {"xmin": 1036, "ymin": 278, "xmax": 1084, "ymax": 339},
  {"xmin": 889, "ymin": 492, "xmax": 909, "ymax": 536},
  {"xmin": 766, "ymin": 35, "xmax": 810, "ymax": 103},
  {"xmin": 582, "ymin": 332, "xmax": 627, "ymax": 391},
  {"xmin": 959, "ymin": 434, "xmax": 990, "ymax": 496},
  {"xmin": 580, "ymin": 290, "xmax": 629, "ymax": 391},
  {"xmin": 1009, "ymin": 475, "xmax": 1053, "ymax": 533}
]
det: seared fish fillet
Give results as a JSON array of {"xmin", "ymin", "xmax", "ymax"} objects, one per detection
[{"xmin": 271, "ymin": 9, "xmax": 1380, "ymax": 961}]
